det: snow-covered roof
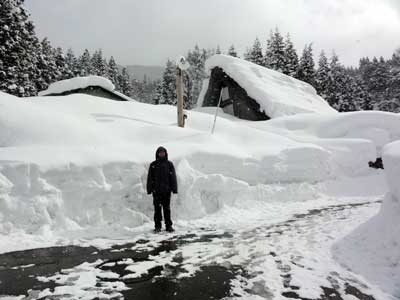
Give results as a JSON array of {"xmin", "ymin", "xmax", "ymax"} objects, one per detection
[
  {"xmin": 198, "ymin": 55, "xmax": 337, "ymax": 118},
  {"xmin": 38, "ymin": 76, "xmax": 116, "ymax": 96}
]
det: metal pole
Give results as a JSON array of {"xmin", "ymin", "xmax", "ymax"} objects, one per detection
[
  {"xmin": 211, "ymin": 88, "xmax": 224, "ymax": 134},
  {"xmin": 176, "ymin": 67, "xmax": 184, "ymax": 127}
]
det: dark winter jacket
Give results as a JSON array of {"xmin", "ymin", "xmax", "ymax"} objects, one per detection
[{"xmin": 147, "ymin": 146, "xmax": 178, "ymax": 195}]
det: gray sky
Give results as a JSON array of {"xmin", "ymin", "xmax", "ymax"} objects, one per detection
[{"xmin": 25, "ymin": 0, "xmax": 400, "ymax": 67}]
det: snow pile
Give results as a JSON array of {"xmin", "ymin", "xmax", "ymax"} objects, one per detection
[
  {"xmin": 248, "ymin": 111, "xmax": 400, "ymax": 176},
  {"xmin": 38, "ymin": 76, "xmax": 115, "ymax": 96},
  {"xmin": 333, "ymin": 140, "xmax": 400, "ymax": 297},
  {"xmin": 0, "ymin": 91, "xmax": 335, "ymax": 238},
  {"xmin": 1, "ymin": 90, "xmax": 400, "ymax": 253},
  {"xmin": 198, "ymin": 55, "xmax": 337, "ymax": 118},
  {"xmin": 260, "ymin": 111, "xmax": 400, "ymax": 156}
]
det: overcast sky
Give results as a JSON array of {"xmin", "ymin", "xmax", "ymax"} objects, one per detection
[{"xmin": 25, "ymin": 0, "xmax": 400, "ymax": 67}]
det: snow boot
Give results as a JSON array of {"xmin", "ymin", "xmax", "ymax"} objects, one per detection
[
  {"xmin": 166, "ymin": 226, "xmax": 175, "ymax": 233},
  {"xmin": 154, "ymin": 227, "xmax": 161, "ymax": 233}
]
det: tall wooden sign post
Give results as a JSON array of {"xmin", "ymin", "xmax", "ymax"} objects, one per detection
[{"xmin": 176, "ymin": 56, "xmax": 189, "ymax": 128}]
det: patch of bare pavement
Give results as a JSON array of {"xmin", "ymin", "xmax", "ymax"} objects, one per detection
[{"xmin": 0, "ymin": 202, "xmax": 380, "ymax": 300}]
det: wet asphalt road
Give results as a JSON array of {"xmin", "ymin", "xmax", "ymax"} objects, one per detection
[{"xmin": 0, "ymin": 202, "xmax": 380, "ymax": 300}]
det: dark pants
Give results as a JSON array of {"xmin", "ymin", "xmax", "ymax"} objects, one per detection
[{"xmin": 153, "ymin": 192, "xmax": 172, "ymax": 229}]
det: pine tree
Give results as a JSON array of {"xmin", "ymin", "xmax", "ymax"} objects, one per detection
[
  {"xmin": 108, "ymin": 56, "xmax": 120, "ymax": 90},
  {"xmin": 325, "ymin": 52, "xmax": 357, "ymax": 112},
  {"xmin": 389, "ymin": 50, "xmax": 400, "ymax": 111},
  {"xmin": 118, "ymin": 67, "xmax": 132, "ymax": 96},
  {"xmin": 352, "ymin": 76, "xmax": 373, "ymax": 110},
  {"xmin": 325, "ymin": 53, "xmax": 342, "ymax": 109},
  {"xmin": 243, "ymin": 47, "xmax": 252, "ymax": 61},
  {"xmin": 282, "ymin": 33, "xmax": 298, "ymax": 77},
  {"xmin": 91, "ymin": 49, "xmax": 108, "ymax": 77},
  {"xmin": 297, "ymin": 44, "xmax": 316, "ymax": 86},
  {"xmin": 159, "ymin": 59, "xmax": 176, "ymax": 105},
  {"xmin": 186, "ymin": 45, "xmax": 207, "ymax": 107},
  {"xmin": 360, "ymin": 56, "xmax": 391, "ymax": 110},
  {"xmin": 65, "ymin": 48, "xmax": 79, "ymax": 77},
  {"xmin": 153, "ymin": 81, "xmax": 163, "ymax": 105},
  {"xmin": 216, "ymin": 45, "xmax": 222, "ymax": 55},
  {"xmin": 227, "ymin": 45, "xmax": 238, "ymax": 57},
  {"xmin": 35, "ymin": 38, "xmax": 58, "ymax": 92},
  {"xmin": 315, "ymin": 51, "xmax": 330, "ymax": 98},
  {"xmin": 78, "ymin": 49, "xmax": 93, "ymax": 76},
  {"xmin": 246, "ymin": 38, "xmax": 264, "ymax": 66},
  {"xmin": 0, "ymin": 0, "xmax": 40, "ymax": 96},
  {"xmin": 264, "ymin": 28, "xmax": 286, "ymax": 71},
  {"xmin": 53, "ymin": 46, "xmax": 71, "ymax": 81},
  {"xmin": 131, "ymin": 78, "xmax": 146, "ymax": 102}
]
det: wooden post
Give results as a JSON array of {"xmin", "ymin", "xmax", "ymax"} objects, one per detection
[{"xmin": 176, "ymin": 67, "xmax": 184, "ymax": 127}]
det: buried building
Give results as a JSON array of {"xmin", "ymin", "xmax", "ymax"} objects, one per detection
[
  {"xmin": 38, "ymin": 76, "xmax": 134, "ymax": 102},
  {"xmin": 197, "ymin": 55, "xmax": 336, "ymax": 120}
]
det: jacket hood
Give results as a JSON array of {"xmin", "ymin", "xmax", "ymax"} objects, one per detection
[{"xmin": 155, "ymin": 146, "xmax": 168, "ymax": 160}]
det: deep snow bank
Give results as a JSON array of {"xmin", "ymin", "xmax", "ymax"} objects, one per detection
[
  {"xmin": 249, "ymin": 112, "xmax": 400, "ymax": 176},
  {"xmin": 1, "ymin": 91, "xmax": 400, "ymax": 239},
  {"xmin": 333, "ymin": 141, "xmax": 400, "ymax": 297},
  {"xmin": 0, "ymin": 91, "xmax": 334, "ymax": 236}
]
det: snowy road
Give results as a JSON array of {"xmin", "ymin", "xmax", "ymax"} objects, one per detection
[{"xmin": 0, "ymin": 198, "xmax": 392, "ymax": 300}]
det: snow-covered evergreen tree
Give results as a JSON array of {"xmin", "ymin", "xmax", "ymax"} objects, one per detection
[
  {"xmin": 78, "ymin": 49, "xmax": 93, "ymax": 76},
  {"xmin": 35, "ymin": 38, "xmax": 58, "ymax": 92},
  {"xmin": 118, "ymin": 67, "xmax": 132, "ymax": 96},
  {"xmin": 186, "ymin": 45, "xmax": 207, "ymax": 106},
  {"xmin": 359, "ymin": 56, "xmax": 391, "ymax": 110},
  {"xmin": 159, "ymin": 59, "xmax": 176, "ymax": 105},
  {"xmin": 247, "ymin": 38, "xmax": 264, "ymax": 66},
  {"xmin": 108, "ymin": 56, "xmax": 120, "ymax": 90},
  {"xmin": 65, "ymin": 48, "xmax": 79, "ymax": 77},
  {"xmin": 324, "ymin": 52, "xmax": 357, "ymax": 112},
  {"xmin": 131, "ymin": 78, "xmax": 146, "ymax": 102},
  {"xmin": 53, "ymin": 47, "xmax": 71, "ymax": 81},
  {"xmin": 325, "ymin": 53, "xmax": 343, "ymax": 109},
  {"xmin": 386, "ymin": 49, "xmax": 400, "ymax": 112},
  {"xmin": 264, "ymin": 28, "xmax": 286, "ymax": 72},
  {"xmin": 0, "ymin": 0, "xmax": 39, "ymax": 96},
  {"xmin": 315, "ymin": 51, "xmax": 330, "ymax": 98},
  {"xmin": 227, "ymin": 45, "xmax": 238, "ymax": 57},
  {"xmin": 282, "ymin": 33, "xmax": 298, "ymax": 77},
  {"xmin": 297, "ymin": 44, "xmax": 316, "ymax": 86},
  {"xmin": 153, "ymin": 81, "xmax": 163, "ymax": 105},
  {"xmin": 91, "ymin": 49, "xmax": 108, "ymax": 77},
  {"xmin": 352, "ymin": 75, "xmax": 373, "ymax": 111}
]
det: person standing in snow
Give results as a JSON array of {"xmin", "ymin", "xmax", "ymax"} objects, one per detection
[{"xmin": 147, "ymin": 146, "xmax": 178, "ymax": 232}]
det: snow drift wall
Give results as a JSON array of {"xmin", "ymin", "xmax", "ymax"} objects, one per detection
[
  {"xmin": 0, "ymin": 159, "xmax": 326, "ymax": 236},
  {"xmin": 1, "ymin": 91, "xmax": 400, "ymax": 251},
  {"xmin": 333, "ymin": 141, "xmax": 400, "ymax": 297}
]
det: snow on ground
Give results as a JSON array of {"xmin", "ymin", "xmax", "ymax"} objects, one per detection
[
  {"xmin": 0, "ymin": 91, "xmax": 400, "ymax": 248},
  {"xmin": 197, "ymin": 55, "xmax": 337, "ymax": 118},
  {"xmin": 2, "ymin": 181, "xmax": 391, "ymax": 300},
  {"xmin": 0, "ymin": 89, "xmax": 400, "ymax": 298},
  {"xmin": 333, "ymin": 141, "xmax": 400, "ymax": 298},
  {"xmin": 38, "ymin": 76, "xmax": 115, "ymax": 96}
]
